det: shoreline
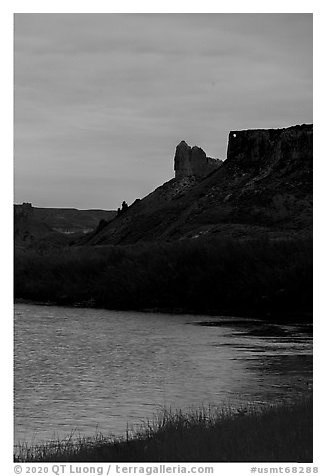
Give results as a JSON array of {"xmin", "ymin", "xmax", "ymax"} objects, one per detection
[
  {"xmin": 14, "ymin": 394, "xmax": 313, "ymax": 463},
  {"xmin": 14, "ymin": 298, "xmax": 313, "ymax": 325}
]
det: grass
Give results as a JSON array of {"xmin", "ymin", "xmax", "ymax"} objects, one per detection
[
  {"xmin": 14, "ymin": 236, "xmax": 312, "ymax": 321},
  {"xmin": 14, "ymin": 395, "xmax": 313, "ymax": 462}
]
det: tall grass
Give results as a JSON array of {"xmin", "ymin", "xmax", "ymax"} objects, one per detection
[
  {"xmin": 14, "ymin": 237, "xmax": 312, "ymax": 320},
  {"xmin": 14, "ymin": 395, "xmax": 313, "ymax": 462}
]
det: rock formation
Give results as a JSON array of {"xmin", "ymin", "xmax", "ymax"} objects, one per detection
[
  {"xmin": 84, "ymin": 124, "xmax": 312, "ymax": 245},
  {"xmin": 174, "ymin": 140, "xmax": 222, "ymax": 179},
  {"xmin": 226, "ymin": 124, "xmax": 312, "ymax": 172}
]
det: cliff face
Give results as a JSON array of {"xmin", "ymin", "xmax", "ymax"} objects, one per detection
[
  {"xmin": 84, "ymin": 124, "xmax": 312, "ymax": 245},
  {"xmin": 174, "ymin": 140, "xmax": 222, "ymax": 179},
  {"xmin": 226, "ymin": 124, "xmax": 312, "ymax": 172}
]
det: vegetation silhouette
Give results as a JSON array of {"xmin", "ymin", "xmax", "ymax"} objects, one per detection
[
  {"xmin": 14, "ymin": 395, "xmax": 312, "ymax": 462},
  {"xmin": 117, "ymin": 201, "xmax": 129, "ymax": 217},
  {"xmin": 15, "ymin": 236, "xmax": 312, "ymax": 321}
]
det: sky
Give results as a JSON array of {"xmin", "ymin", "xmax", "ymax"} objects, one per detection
[{"xmin": 14, "ymin": 13, "xmax": 313, "ymax": 210}]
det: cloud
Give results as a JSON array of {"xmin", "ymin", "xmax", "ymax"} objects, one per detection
[{"xmin": 14, "ymin": 13, "xmax": 312, "ymax": 209}]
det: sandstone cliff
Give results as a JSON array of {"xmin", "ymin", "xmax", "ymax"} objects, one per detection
[
  {"xmin": 174, "ymin": 140, "xmax": 222, "ymax": 179},
  {"xmin": 83, "ymin": 124, "xmax": 312, "ymax": 245},
  {"xmin": 227, "ymin": 124, "xmax": 312, "ymax": 173}
]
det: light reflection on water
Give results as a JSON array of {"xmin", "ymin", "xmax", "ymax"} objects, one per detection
[{"xmin": 14, "ymin": 304, "xmax": 312, "ymax": 445}]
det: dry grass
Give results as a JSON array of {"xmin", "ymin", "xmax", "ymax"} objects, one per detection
[{"xmin": 14, "ymin": 395, "xmax": 313, "ymax": 463}]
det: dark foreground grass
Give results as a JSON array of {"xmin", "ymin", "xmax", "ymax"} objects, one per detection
[
  {"xmin": 15, "ymin": 237, "xmax": 312, "ymax": 321},
  {"xmin": 15, "ymin": 396, "xmax": 312, "ymax": 463}
]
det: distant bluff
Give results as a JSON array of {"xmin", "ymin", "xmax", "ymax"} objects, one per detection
[{"xmin": 174, "ymin": 140, "xmax": 222, "ymax": 179}]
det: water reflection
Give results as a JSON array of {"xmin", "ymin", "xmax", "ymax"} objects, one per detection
[{"xmin": 14, "ymin": 304, "xmax": 312, "ymax": 445}]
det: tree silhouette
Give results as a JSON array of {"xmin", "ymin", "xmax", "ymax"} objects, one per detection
[
  {"xmin": 117, "ymin": 201, "xmax": 129, "ymax": 216},
  {"xmin": 121, "ymin": 201, "xmax": 129, "ymax": 212}
]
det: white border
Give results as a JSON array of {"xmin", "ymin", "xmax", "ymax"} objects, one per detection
[{"xmin": 2, "ymin": 2, "xmax": 322, "ymax": 473}]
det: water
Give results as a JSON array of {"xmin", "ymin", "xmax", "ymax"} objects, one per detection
[{"xmin": 14, "ymin": 303, "xmax": 312, "ymax": 445}]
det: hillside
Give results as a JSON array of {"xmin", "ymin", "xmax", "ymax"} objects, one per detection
[
  {"xmin": 15, "ymin": 124, "xmax": 312, "ymax": 317},
  {"xmin": 14, "ymin": 204, "xmax": 116, "ymax": 246},
  {"xmin": 32, "ymin": 207, "xmax": 116, "ymax": 233},
  {"xmin": 84, "ymin": 124, "xmax": 312, "ymax": 246}
]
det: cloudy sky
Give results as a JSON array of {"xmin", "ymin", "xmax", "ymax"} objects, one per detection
[{"xmin": 14, "ymin": 13, "xmax": 312, "ymax": 210}]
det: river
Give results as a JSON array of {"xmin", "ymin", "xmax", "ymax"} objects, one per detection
[{"xmin": 14, "ymin": 303, "xmax": 312, "ymax": 445}]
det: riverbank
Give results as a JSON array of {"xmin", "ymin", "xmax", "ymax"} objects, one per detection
[
  {"xmin": 14, "ymin": 236, "xmax": 312, "ymax": 323},
  {"xmin": 13, "ymin": 298, "xmax": 313, "ymax": 326},
  {"xmin": 15, "ymin": 395, "xmax": 312, "ymax": 462}
]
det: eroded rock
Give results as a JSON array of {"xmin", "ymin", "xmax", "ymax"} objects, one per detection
[{"xmin": 174, "ymin": 140, "xmax": 222, "ymax": 179}]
